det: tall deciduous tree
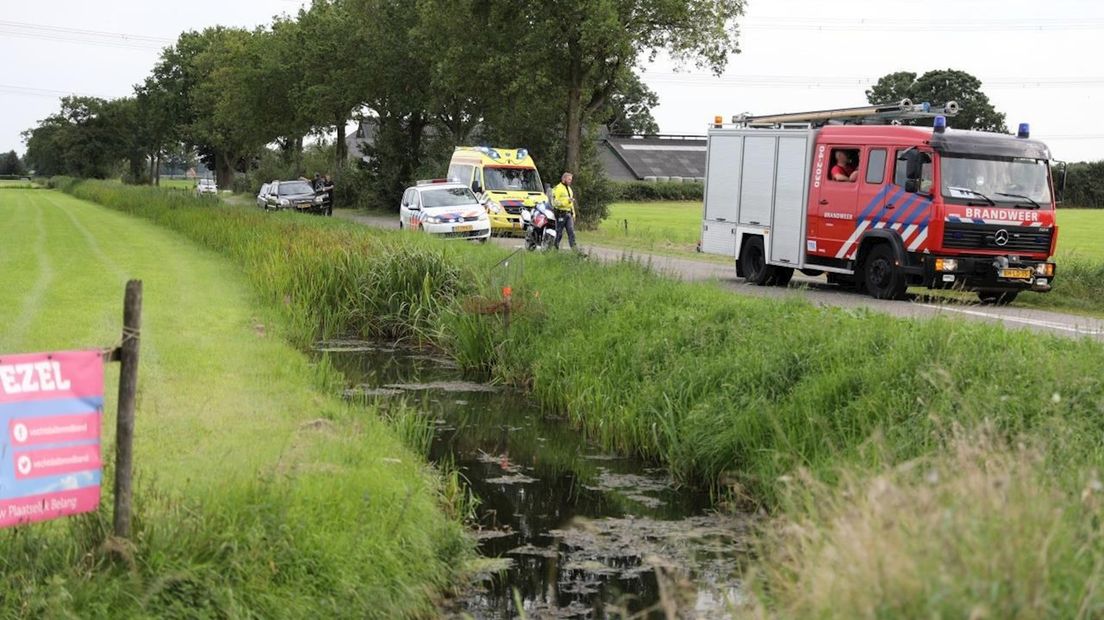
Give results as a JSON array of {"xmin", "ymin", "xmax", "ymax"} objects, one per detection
[
  {"xmin": 524, "ymin": 0, "xmax": 743, "ymax": 174},
  {"xmin": 293, "ymin": 1, "xmax": 369, "ymax": 171},
  {"xmin": 866, "ymin": 69, "xmax": 1007, "ymax": 132},
  {"xmin": 0, "ymin": 151, "xmax": 26, "ymax": 176}
]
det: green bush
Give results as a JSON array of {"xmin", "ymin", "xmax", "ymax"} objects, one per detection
[{"xmin": 1059, "ymin": 160, "xmax": 1104, "ymax": 208}]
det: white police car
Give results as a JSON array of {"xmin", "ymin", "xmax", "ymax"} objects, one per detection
[{"xmin": 399, "ymin": 180, "xmax": 491, "ymax": 242}]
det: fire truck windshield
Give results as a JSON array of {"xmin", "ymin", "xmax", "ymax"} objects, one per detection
[{"xmin": 940, "ymin": 155, "xmax": 1052, "ymax": 208}]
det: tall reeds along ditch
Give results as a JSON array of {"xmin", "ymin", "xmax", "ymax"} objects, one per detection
[{"xmin": 54, "ymin": 177, "xmax": 1104, "ymax": 614}]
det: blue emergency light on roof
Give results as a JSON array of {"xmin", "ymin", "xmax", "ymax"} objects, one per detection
[
  {"xmin": 933, "ymin": 115, "xmax": 947, "ymax": 133},
  {"xmin": 1017, "ymin": 123, "xmax": 1030, "ymax": 139}
]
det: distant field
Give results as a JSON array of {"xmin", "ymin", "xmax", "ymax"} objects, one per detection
[
  {"xmin": 1055, "ymin": 209, "xmax": 1104, "ymax": 260},
  {"xmin": 158, "ymin": 177, "xmax": 197, "ymax": 190},
  {"xmin": 586, "ymin": 201, "xmax": 1103, "ymax": 263},
  {"xmin": 579, "ymin": 200, "xmax": 720, "ymax": 261},
  {"xmin": 0, "ymin": 179, "xmax": 36, "ymax": 189}
]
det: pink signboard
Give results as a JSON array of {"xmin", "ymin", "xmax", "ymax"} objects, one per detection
[{"xmin": 0, "ymin": 350, "xmax": 104, "ymax": 528}]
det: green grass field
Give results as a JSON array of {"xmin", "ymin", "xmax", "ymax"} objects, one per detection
[
  {"xmin": 156, "ymin": 177, "xmax": 200, "ymax": 190},
  {"xmin": 0, "ymin": 179, "xmax": 36, "ymax": 189},
  {"xmin": 1055, "ymin": 209, "xmax": 1104, "ymax": 260},
  {"xmin": 0, "ymin": 189, "xmax": 467, "ymax": 617}
]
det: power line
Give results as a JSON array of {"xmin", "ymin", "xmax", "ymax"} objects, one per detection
[
  {"xmin": 0, "ymin": 83, "xmax": 109, "ymax": 99},
  {"xmin": 0, "ymin": 20, "xmax": 172, "ymax": 43},
  {"xmin": 741, "ymin": 16, "xmax": 1104, "ymax": 32},
  {"xmin": 641, "ymin": 73, "xmax": 1104, "ymax": 90},
  {"xmin": 0, "ymin": 20, "xmax": 171, "ymax": 51}
]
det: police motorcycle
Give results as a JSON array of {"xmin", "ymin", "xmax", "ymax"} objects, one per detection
[{"xmin": 520, "ymin": 200, "xmax": 558, "ymax": 251}]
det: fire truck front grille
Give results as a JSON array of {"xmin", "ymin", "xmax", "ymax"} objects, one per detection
[{"xmin": 942, "ymin": 222, "xmax": 1052, "ymax": 254}]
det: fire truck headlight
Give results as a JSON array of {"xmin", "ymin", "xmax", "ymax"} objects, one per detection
[
  {"xmin": 1036, "ymin": 263, "xmax": 1054, "ymax": 277},
  {"xmin": 935, "ymin": 258, "xmax": 958, "ymax": 272}
]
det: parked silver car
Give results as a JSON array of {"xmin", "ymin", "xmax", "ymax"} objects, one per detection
[{"xmin": 256, "ymin": 182, "xmax": 273, "ymax": 209}]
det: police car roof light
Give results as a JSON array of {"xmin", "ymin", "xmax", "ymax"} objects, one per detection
[{"xmin": 1017, "ymin": 123, "xmax": 1030, "ymax": 139}]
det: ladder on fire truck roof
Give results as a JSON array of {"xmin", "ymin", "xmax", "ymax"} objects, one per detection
[{"xmin": 730, "ymin": 99, "xmax": 959, "ymax": 128}]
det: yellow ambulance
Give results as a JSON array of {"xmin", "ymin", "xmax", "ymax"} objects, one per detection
[{"xmin": 447, "ymin": 146, "xmax": 550, "ymax": 236}]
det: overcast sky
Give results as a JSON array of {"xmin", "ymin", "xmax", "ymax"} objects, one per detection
[{"xmin": 2, "ymin": 0, "xmax": 1102, "ymax": 161}]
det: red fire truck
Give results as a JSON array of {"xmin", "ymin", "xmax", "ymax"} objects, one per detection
[{"xmin": 700, "ymin": 100, "xmax": 1057, "ymax": 304}]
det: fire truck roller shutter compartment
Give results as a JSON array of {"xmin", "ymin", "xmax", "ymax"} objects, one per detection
[
  {"xmin": 770, "ymin": 136, "xmax": 813, "ymax": 265},
  {"xmin": 739, "ymin": 136, "xmax": 776, "ymax": 227},
  {"xmin": 701, "ymin": 132, "xmax": 744, "ymax": 256}
]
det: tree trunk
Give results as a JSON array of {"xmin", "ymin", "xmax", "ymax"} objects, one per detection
[
  {"xmin": 564, "ymin": 42, "xmax": 584, "ymax": 175},
  {"xmin": 335, "ymin": 115, "xmax": 347, "ymax": 172},
  {"xmin": 154, "ymin": 153, "xmax": 161, "ymax": 186},
  {"xmin": 148, "ymin": 155, "xmax": 156, "ymax": 185},
  {"xmin": 293, "ymin": 136, "xmax": 303, "ymax": 174},
  {"xmin": 215, "ymin": 151, "xmax": 234, "ymax": 190}
]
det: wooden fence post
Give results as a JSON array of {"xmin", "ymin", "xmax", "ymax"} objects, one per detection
[{"xmin": 113, "ymin": 280, "xmax": 142, "ymax": 539}]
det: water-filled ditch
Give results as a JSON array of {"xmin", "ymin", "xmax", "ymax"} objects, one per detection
[{"xmin": 317, "ymin": 341, "xmax": 749, "ymax": 618}]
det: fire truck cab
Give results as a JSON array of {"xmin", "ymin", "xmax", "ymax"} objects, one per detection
[{"xmin": 701, "ymin": 102, "xmax": 1057, "ymax": 303}]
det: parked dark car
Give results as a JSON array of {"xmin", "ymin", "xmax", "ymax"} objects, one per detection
[{"xmin": 262, "ymin": 180, "xmax": 327, "ymax": 214}]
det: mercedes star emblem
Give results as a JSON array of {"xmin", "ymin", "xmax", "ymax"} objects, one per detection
[{"xmin": 994, "ymin": 229, "xmax": 1010, "ymax": 247}]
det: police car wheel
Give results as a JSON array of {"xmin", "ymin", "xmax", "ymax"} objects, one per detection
[{"xmin": 977, "ymin": 290, "xmax": 1018, "ymax": 305}]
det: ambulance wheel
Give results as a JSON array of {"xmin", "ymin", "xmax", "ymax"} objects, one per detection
[
  {"xmin": 740, "ymin": 236, "xmax": 771, "ymax": 285},
  {"xmin": 863, "ymin": 244, "xmax": 908, "ymax": 300},
  {"xmin": 977, "ymin": 290, "xmax": 1018, "ymax": 305},
  {"xmin": 771, "ymin": 268, "xmax": 794, "ymax": 287}
]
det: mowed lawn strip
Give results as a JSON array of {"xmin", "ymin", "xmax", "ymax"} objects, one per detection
[
  {"xmin": 0, "ymin": 190, "xmax": 467, "ymax": 618},
  {"xmin": 1055, "ymin": 208, "xmax": 1104, "ymax": 261}
]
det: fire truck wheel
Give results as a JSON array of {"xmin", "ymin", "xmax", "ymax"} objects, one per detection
[
  {"xmin": 977, "ymin": 290, "xmax": 1019, "ymax": 305},
  {"xmin": 863, "ymin": 244, "xmax": 907, "ymax": 300},
  {"xmin": 770, "ymin": 267, "xmax": 794, "ymax": 287},
  {"xmin": 739, "ymin": 236, "xmax": 771, "ymax": 285}
]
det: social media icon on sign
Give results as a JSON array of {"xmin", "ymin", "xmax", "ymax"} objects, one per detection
[
  {"xmin": 16, "ymin": 455, "xmax": 32, "ymax": 476},
  {"xmin": 13, "ymin": 423, "xmax": 28, "ymax": 444}
]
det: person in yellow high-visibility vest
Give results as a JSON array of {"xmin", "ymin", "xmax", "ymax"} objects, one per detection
[{"xmin": 551, "ymin": 172, "xmax": 577, "ymax": 250}]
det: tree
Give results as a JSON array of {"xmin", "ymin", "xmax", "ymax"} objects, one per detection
[
  {"xmin": 602, "ymin": 71, "xmax": 659, "ymax": 135},
  {"xmin": 866, "ymin": 69, "xmax": 1007, "ymax": 132},
  {"xmin": 22, "ymin": 96, "xmax": 132, "ymax": 178},
  {"xmin": 293, "ymin": 1, "xmax": 370, "ymax": 172},
  {"xmin": 522, "ymin": 0, "xmax": 743, "ymax": 174},
  {"xmin": 0, "ymin": 151, "xmax": 25, "ymax": 176}
]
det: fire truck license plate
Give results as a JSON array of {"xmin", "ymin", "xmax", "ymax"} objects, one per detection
[
  {"xmin": 454, "ymin": 224, "xmax": 473, "ymax": 232},
  {"xmin": 999, "ymin": 268, "xmax": 1033, "ymax": 280}
]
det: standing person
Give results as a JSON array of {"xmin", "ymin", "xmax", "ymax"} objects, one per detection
[
  {"xmin": 551, "ymin": 172, "xmax": 577, "ymax": 250},
  {"xmin": 312, "ymin": 172, "xmax": 324, "ymax": 191},
  {"xmin": 322, "ymin": 174, "xmax": 335, "ymax": 216}
]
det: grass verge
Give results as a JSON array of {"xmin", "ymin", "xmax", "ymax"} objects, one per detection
[
  {"xmin": 0, "ymin": 188, "xmax": 469, "ymax": 618},
  {"xmin": 53, "ymin": 178, "xmax": 1104, "ymax": 614}
]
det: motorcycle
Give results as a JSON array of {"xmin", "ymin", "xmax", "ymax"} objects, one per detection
[{"xmin": 520, "ymin": 201, "xmax": 558, "ymax": 251}]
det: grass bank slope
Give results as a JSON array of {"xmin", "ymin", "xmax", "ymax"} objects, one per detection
[
  {"xmin": 55, "ymin": 178, "xmax": 1104, "ymax": 614},
  {"xmin": 0, "ymin": 189, "xmax": 467, "ymax": 618}
]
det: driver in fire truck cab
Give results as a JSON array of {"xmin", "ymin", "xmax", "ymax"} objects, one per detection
[{"xmin": 830, "ymin": 149, "xmax": 859, "ymax": 182}]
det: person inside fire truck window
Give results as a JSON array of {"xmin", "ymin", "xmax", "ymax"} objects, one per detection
[{"xmin": 830, "ymin": 149, "xmax": 859, "ymax": 182}]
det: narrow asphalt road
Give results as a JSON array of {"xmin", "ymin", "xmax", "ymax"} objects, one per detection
[{"xmin": 335, "ymin": 209, "xmax": 1104, "ymax": 342}]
